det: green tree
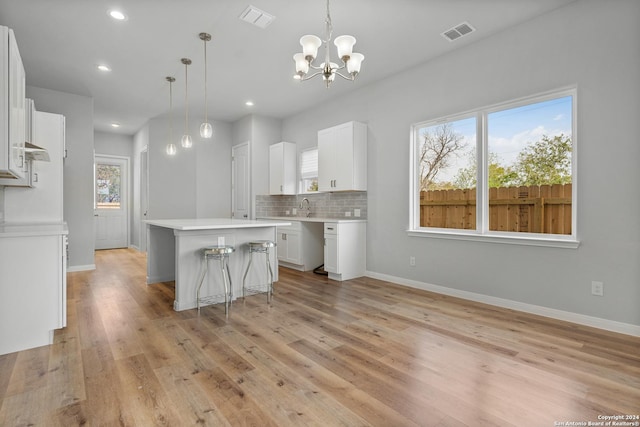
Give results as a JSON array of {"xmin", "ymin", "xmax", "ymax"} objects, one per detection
[
  {"xmin": 514, "ymin": 134, "xmax": 572, "ymax": 185},
  {"xmin": 453, "ymin": 152, "xmax": 518, "ymax": 189}
]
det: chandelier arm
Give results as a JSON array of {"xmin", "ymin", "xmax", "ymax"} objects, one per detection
[
  {"xmin": 300, "ymin": 70, "xmax": 326, "ymax": 81},
  {"xmin": 334, "ymin": 71, "xmax": 355, "ymax": 81}
]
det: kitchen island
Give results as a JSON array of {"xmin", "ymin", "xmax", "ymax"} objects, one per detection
[{"xmin": 145, "ymin": 218, "xmax": 291, "ymax": 311}]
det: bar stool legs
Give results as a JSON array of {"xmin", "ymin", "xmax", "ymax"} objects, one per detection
[
  {"xmin": 242, "ymin": 240, "xmax": 276, "ymax": 303},
  {"xmin": 196, "ymin": 245, "xmax": 235, "ymax": 314}
]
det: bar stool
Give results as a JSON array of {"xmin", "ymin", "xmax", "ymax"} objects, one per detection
[
  {"xmin": 242, "ymin": 240, "xmax": 276, "ymax": 302},
  {"xmin": 196, "ymin": 245, "xmax": 235, "ymax": 314}
]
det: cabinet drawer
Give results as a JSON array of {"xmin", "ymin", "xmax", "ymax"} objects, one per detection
[{"xmin": 324, "ymin": 222, "xmax": 338, "ymax": 235}]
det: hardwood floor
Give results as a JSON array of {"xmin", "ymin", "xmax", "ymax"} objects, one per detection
[{"xmin": 1, "ymin": 248, "xmax": 638, "ymax": 426}]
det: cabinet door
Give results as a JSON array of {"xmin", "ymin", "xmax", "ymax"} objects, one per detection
[
  {"xmin": 269, "ymin": 142, "xmax": 297, "ymax": 195},
  {"xmin": 269, "ymin": 143, "xmax": 284, "ymax": 194},
  {"xmin": 318, "ymin": 122, "xmax": 366, "ymax": 192},
  {"xmin": 317, "ymin": 127, "xmax": 335, "ymax": 192},
  {"xmin": 287, "ymin": 231, "xmax": 302, "ymax": 264},
  {"xmin": 8, "ymin": 29, "xmax": 25, "ymax": 179},
  {"xmin": 324, "ymin": 234, "xmax": 338, "ymax": 273},
  {"xmin": 276, "ymin": 230, "xmax": 288, "ymax": 261}
]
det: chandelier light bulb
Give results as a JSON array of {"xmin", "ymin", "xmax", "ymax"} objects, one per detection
[{"xmin": 166, "ymin": 143, "xmax": 177, "ymax": 156}]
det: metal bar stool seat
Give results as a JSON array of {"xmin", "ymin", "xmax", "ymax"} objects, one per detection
[
  {"xmin": 196, "ymin": 245, "xmax": 235, "ymax": 314},
  {"xmin": 242, "ymin": 240, "xmax": 276, "ymax": 302}
]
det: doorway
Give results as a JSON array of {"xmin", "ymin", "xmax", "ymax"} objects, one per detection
[
  {"xmin": 94, "ymin": 155, "xmax": 129, "ymax": 250},
  {"xmin": 232, "ymin": 142, "xmax": 250, "ymax": 219}
]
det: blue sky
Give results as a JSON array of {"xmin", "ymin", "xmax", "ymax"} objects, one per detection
[{"xmin": 425, "ymin": 95, "xmax": 573, "ymax": 183}]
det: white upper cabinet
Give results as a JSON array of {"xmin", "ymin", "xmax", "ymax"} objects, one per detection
[
  {"xmin": 318, "ymin": 121, "xmax": 367, "ymax": 192},
  {"xmin": 269, "ymin": 141, "xmax": 297, "ymax": 195},
  {"xmin": 0, "ymin": 26, "xmax": 26, "ymax": 181}
]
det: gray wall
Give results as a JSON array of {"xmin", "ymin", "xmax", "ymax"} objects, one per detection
[
  {"xmin": 94, "ymin": 131, "xmax": 133, "ymax": 158},
  {"xmin": 231, "ymin": 114, "xmax": 282, "ymax": 219},
  {"xmin": 132, "ymin": 114, "xmax": 232, "ymax": 227},
  {"xmin": 26, "ymin": 86, "xmax": 95, "ymax": 270},
  {"xmin": 281, "ymin": 0, "xmax": 640, "ymax": 326}
]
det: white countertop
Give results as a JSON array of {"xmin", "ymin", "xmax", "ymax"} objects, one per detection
[
  {"xmin": 260, "ymin": 216, "xmax": 367, "ymax": 224},
  {"xmin": 145, "ymin": 218, "xmax": 292, "ymax": 231},
  {"xmin": 0, "ymin": 221, "xmax": 69, "ymax": 237}
]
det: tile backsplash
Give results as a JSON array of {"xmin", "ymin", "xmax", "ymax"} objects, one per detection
[{"xmin": 256, "ymin": 192, "xmax": 367, "ymax": 219}]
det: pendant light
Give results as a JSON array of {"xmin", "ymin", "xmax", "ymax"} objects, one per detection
[
  {"xmin": 199, "ymin": 32, "xmax": 213, "ymax": 139},
  {"xmin": 181, "ymin": 58, "xmax": 193, "ymax": 148},
  {"xmin": 165, "ymin": 77, "xmax": 177, "ymax": 156}
]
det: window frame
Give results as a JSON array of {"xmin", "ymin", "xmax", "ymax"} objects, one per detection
[
  {"xmin": 408, "ymin": 87, "xmax": 579, "ymax": 248},
  {"xmin": 299, "ymin": 147, "xmax": 319, "ymax": 194}
]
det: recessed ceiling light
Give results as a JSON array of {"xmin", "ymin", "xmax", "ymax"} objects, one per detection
[
  {"xmin": 111, "ymin": 123, "xmax": 120, "ymax": 128},
  {"xmin": 108, "ymin": 10, "xmax": 127, "ymax": 21},
  {"xmin": 97, "ymin": 64, "xmax": 111, "ymax": 72},
  {"xmin": 245, "ymin": 101, "xmax": 254, "ymax": 107}
]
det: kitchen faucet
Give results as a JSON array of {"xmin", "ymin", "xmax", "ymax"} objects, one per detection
[{"xmin": 300, "ymin": 198, "xmax": 311, "ymax": 217}]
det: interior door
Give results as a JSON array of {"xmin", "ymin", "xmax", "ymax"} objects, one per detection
[
  {"xmin": 94, "ymin": 155, "xmax": 128, "ymax": 250},
  {"xmin": 139, "ymin": 148, "xmax": 148, "ymax": 252},
  {"xmin": 232, "ymin": 142, "xmax": 250, "ymax": 219}
]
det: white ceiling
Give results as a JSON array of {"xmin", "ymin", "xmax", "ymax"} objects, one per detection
[{"xmin": 0, "ymin": 0, "xmax": 576, "ymax": 135}]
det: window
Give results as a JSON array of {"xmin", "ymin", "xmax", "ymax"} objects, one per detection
[
  {"xmin": 95, "ymin": 163, "xmax": 122, "ymax": 209},
  {"xmin": 410, "ymin": 88, "xmax": 577, "ymax": 247},
  {"xmin": 299, "ymin": 148, "xmax": 318, "ymax": 193}
]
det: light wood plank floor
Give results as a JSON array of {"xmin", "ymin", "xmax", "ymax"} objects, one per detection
[{"xmin": 1, "ymin": 248, "xmax": 638, "ymax": 426}]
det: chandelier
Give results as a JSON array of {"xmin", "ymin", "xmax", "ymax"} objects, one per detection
[{"xmin": 293, "ymin": 0, "xmax": 364, "ymax": 87}]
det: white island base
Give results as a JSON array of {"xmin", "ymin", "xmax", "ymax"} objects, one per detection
[{"xmin": 145, "ymin": 219, "xmax": 290, "ymax": 311}]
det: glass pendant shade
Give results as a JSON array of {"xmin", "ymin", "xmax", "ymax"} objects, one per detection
[
  {"xmin": 333, "ymin": 35, "xmax": 356, "ymax": 60},
  {"xmin": 293, "ymin": 53, "xmax": 309, "ymax": 75},
  {"xmin": 200, "ymin": 122, "xmax": 213, "ymax": 139},
  {"xmin": 347, "ymin": 52, "xmax": 364, "ymax": 75},
  {"xmin": 300, "ymin": 35, "xmax": 322, "ymax": 60},
  {"xmin": 166, "ymin": 143, "xmax": 177, "ymax": 155},
  {"xmin": 181, "ymin": 134, "xmax": 192, "ymax": 148}
]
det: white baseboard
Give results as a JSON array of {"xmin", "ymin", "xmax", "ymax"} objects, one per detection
[
  {"xmin": 365, "ymin": 270, "xmax": 640, "ymax": 337},
  {"xmin": 67, "ymin": 264, "xmax": 96, "ymax": 272}
]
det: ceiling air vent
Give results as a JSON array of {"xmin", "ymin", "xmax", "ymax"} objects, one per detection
[
  {"xmin": 441, "ymin": 21, "xmax": 475, "ymax": 42},
  {"xmin": 239, "ymin": 5, "xmax": 275, "ymax": 29}
]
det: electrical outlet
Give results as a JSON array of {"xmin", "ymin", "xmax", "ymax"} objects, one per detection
[
  {"xmin": 285, "ymin": 210, "xmax": 290, "ymax": 215},
  {"xmin": 345, "ymin": 211, "xmax": 351, "ymax": 217},
  {"xmin": 409, "ymin": 256, "xmax": 416, "ymax": 266},
  {"xmin": 218, "ymin": 236, "xmax": 225, "ymax": 246},
  {"xmin": 354, "ymin": 209, "xmax": 361, "ymax": 217},
  {"xmin": 292, "ymin": 208, "xmax": 297, "ymax": 215},
  {"xmin": 591, "ymin": 281, "xmax": 604, "ymax": 296}
]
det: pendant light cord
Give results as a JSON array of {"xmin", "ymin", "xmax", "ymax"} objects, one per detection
[
  {"xmin": 203, "ymin": 38, "xmax": 208, "ymax": 123},
  {"xmin": 184, "ymin": 62, "xmax": 189, "ymax": 132}
]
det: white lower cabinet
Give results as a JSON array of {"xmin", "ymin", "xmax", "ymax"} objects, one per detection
[
  {"xmin": 0, "ymin": 228, "xmax": 67, "ymax": 355},
  {"xmin": 277, "ymin": 220, "xmax": 324, "ymax": 271},
  {"xmin": 323, "ymin": 221, "xmax": 366, "ymax": 281}
]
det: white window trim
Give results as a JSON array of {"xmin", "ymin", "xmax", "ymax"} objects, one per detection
[
  {"xmin": 408, "ymin": 87, "xmax": 579, "ymax": 249},
  {"xmin": 299, "ymin": 147, "xmax": 319, "ymax": 194}
]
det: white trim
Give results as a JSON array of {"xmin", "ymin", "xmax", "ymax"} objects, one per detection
[
  {"xmin": 409, "ymin": 86, "xmax": 578, "ymax": 245},
  {"xmin": 67, "ymin": 264, "xmax": 96, "ymax": 272},
  {"xmin": 365, "ymin": 270, "xmax": 640, "ymax": 337},
  {"xmin": 407, "ymin": 229, "xmax": 580, "ymax": 249}
]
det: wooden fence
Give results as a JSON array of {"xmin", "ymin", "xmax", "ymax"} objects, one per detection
[{"xmin": 420, "ymin": 184, "xmax": 572, "ymax": 234}]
